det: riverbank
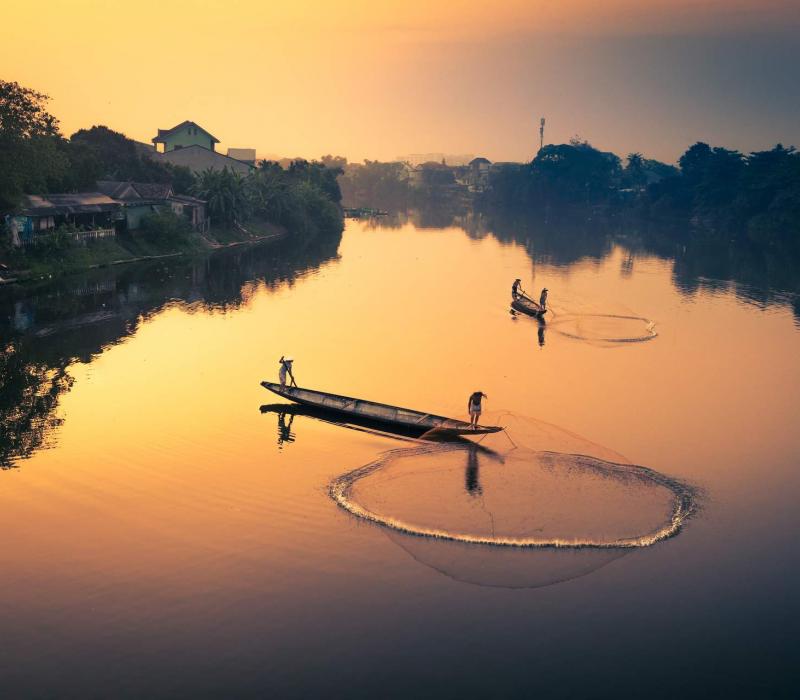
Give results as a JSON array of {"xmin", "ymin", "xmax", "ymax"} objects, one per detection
[{"xmin": 0, "ymin": 219, "xmax": 287, "ymax": 284}]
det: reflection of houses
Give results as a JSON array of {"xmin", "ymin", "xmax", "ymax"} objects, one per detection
[
  {"xmin": 96, "ymin": 181, "xmax": 208, "ymax": 232},
  {"xmin": 152, "ymin": 120, "xmax": 255, "ymax": 175},
  {"xmin": 9, "ymin": 193, "xmax": 122, "ymax": 246}
]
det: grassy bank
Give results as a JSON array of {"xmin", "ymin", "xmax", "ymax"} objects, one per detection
[{"xmin": 1, "ymin": 218, "xmax": 286, "ymax": 281}]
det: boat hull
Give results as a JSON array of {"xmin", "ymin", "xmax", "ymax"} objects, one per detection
[
  {"xmin": 260, "ymin": 382, "xmax": 502, "ymax": 435},
  {"xmin": 511, "ymin": 296, "xmax": 547, "ymax": 318}
]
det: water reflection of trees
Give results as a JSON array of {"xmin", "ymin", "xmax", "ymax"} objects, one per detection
[
  {"xmin": 620, "ymin": 224, "xmax": 800, "ymax": 321},
  {"xmin": 0, "ymin": 233, "xmax": 342, "ymax": 467},
  {"xmin": 365, "ymin": 206, "xmax": 800, "ymax": 323},
  {"xmin": 0, "ymin": 341, "xmax": 73, "ymax": 468}
]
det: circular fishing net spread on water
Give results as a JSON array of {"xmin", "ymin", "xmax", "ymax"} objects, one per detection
[
  {"xmin": 548, "ymin": 313, "xmax": 657, "ymax": 344},
  {"xmin": 330, "ymin": 413, "xmax": 695, "ymax": 550}
]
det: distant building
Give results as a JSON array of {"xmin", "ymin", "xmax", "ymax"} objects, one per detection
[
  {"xmin": 466, "ymin": 157, "xmax": 492, "ymax": 191},
  {"xmin": 469, "ymin": 157, "xmax": 491, "ymax": 171},
  {"xmin": 152, "ymin": 121, "xmax": 220, "ymax": 153},
  {"xmin": 227, "ymin": 148, "xmax": 257, "ymax": 166},
  {"xmin": 159, "ymin": 144, "xmax": 254, "ymax": 175},
  {"xmin": 397, "ymin": 153, "xmax": 475, "ymax": 167}
]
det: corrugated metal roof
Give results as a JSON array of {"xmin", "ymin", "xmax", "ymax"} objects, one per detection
[{"xmin": 22, "ymin": 193, "xmax": 121, "ymax": 215}]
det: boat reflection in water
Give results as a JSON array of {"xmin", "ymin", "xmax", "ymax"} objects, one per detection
[{"xmin": 260, "ymin": 403, "xmax": 436, "ymax": 443}]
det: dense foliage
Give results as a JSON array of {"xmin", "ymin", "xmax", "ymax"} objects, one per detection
[
  {"xmin": 642, "ymin": 143, "xmax": 800, "ymax": 251},
  {"xmin": 1, "ymin": 79, "xmax": 344, "ymax": 252},
  {"xmin": 339, "ymin": 160, "xmax": 411, "ymax": 211},
  {"xmin": 192, "ymin": 159, "xmax": 343, "ymax": 238},
  {"xmin": 0, "ymin": 80, "xmax": 194, "ymax": 215},
  {"xmin": 70, "ymin": 125, "xmax": 194, "ymax": 192},
  {"xmin": 139, "ymin": 210, "xmax": 192, "ymax": 244},
  {"xmin": 0, "ymin": 81, "xmax": 68, "ymax": 213}
]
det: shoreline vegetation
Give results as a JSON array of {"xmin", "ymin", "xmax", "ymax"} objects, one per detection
[
  {"xmin": 334, "ymin": 139, "xmax": 799, "ymax": 262},
  {"xmin": 0, "ymin": 80, "xmax": 344, "ymax": 282},
  {"xmin": 3, "ymin": 78, "xmax": 798, "ymax": 284},
  {"xmin": 0, "ymin": 219, "xmax": 288, "ymax": 283}
]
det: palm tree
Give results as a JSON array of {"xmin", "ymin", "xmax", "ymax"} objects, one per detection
[{"xmin": 192, "ymin": 168, "xmax": 249, "ymax": 225}]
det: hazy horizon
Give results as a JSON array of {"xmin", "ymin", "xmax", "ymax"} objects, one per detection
[{"xmin": 3, "ymin": 0, "xmax": 799, "ymax": 164}]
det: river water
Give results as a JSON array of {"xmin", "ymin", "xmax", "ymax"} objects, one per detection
[{"xmin": 1, "ymin": 216, "xmax": 798, "ymax": 697}]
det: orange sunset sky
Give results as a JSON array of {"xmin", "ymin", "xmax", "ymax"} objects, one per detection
[{"xmin": 2, "ymin": 0, "xmax": 798, "ymax": 163}]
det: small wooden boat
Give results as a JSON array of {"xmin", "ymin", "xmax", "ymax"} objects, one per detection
[
  {"xmin": 261, "ymin": 382, "xmax": 503, "ymax": 435},
  {"xmin": 511, "ymin": 294, "xmax": 547, "ymax": 318}
]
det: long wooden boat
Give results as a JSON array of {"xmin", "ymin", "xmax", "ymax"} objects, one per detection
[
  {"xmin": 261, "ymin": 382, "xmax": 503, "ymax": 435},
  {"xmin": 511, "ymin": 294, "xmax": 547, "ymax": 318}
]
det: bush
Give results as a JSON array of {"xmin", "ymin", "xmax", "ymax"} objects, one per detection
[{"xmin": 139, "ymin": 210, "xmax": 191, "ymax": 244}]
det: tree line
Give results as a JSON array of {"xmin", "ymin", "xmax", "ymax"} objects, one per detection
[
  {"xmin": 0, "ymin": 79, "xmax": 343, "ymax": 243},
  {"xmin": 333, "ymin": 137, "xmax": 799, "ymax": 257}
]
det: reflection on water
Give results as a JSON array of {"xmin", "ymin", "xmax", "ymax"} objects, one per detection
[
  {"xmin": 0, "ymin": 233, "xmax": 341, "ymax": 467},
  {"xmin": 260, "ymin": 402, "xmax": 439, "ymax": 444},
  {"xmin": 366, "ymin": 204, "xmax": 800, "ymax": 324},
  {"xmin": 276, "ymin": 410, "xmax": 296, "ymax": 449},
  {"xmin": 0, "ymin": 211, "xmax": 798, "ymax": 698},
  {"xmin": 464, "ymin": 445, "xmax": 481, "ymax": 497}
]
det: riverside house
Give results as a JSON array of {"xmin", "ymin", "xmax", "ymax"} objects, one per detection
[
  {"xmin": 8, "ymin": 193, "xmax": 122, "ymax": 246},
  {"xmin": 8, "ymin": 183, "xmax": 208, "ymax": 247},
  {"xmin": 96, "ymin": 181, "xmax": 208, "ymax": 233}
]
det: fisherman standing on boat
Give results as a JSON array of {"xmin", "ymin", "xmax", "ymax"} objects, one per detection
[
  {"xmin": 279, "ymin": 356, "xmax": 296, "ymax": 388},
  {"xmin": 539, "ymin": 288, "xmax": 548, "ymax": 311},
  {"xmin": 468, "ymin": 391, "xmax": 487, "ymax": 429},
  {"xmin": 511, "ymin": 278, "xmax": 524, "ymax": 300}
]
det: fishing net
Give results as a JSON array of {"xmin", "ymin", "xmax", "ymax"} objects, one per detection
[
  {"xmin": 330, "ymin": 412, "xmax": 696, "ymax": 551},
  {"xmin": 547, "ymin": 313, "xmax": 658, "ymax": 344},
  {"xmin": 384, "ymin": 530, "xmax": 632, "ymax": 589}
]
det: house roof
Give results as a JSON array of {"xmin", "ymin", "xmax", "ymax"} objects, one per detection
[
  {"xmin": 152, "ymin": 120, "xmax": 220, "ymax": 145},
  {"xmin": 96, "ymin": 180, "xmax": 134, "ymax": 199},
  {"xmin": 133, "ymin": 182, "xmax": 173, "ymax": 199},
  {"xmin": 22, "ymin": 193, "xmax": 121, "ymax": 216},
  {"xmin": 169, "ymin": 194, "xmax": 205, "ymax": 206},
  {"xmin": 95, "ymin": 181, "xmax": 173, "ymax": 202}
]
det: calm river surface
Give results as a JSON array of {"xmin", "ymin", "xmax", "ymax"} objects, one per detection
[{"xmin": 1, "ymin": 216, "xmax": 799, "ymax": 697}]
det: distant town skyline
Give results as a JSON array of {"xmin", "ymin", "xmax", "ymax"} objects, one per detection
[{"xmin": 3, "ymin": 0, "xmax": 799, "ymax": 164}]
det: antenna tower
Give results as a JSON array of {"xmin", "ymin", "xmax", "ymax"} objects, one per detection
[{"xmin": 539, "ymin": 117, "xmax": 546, "ymax": 153}]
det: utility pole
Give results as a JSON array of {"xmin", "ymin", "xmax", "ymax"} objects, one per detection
[{"xmin": 539, "ymin": 117, "xmax": 546, "ymax": 153}]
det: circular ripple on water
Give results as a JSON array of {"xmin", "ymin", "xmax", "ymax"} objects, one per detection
[
  {"xmin": 548, "ymin": 313, "xmax": 658, "ymax": 344},
  {"xmin": 330, "ymin": 413, "xmax": 695, "ymax": 549}
]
